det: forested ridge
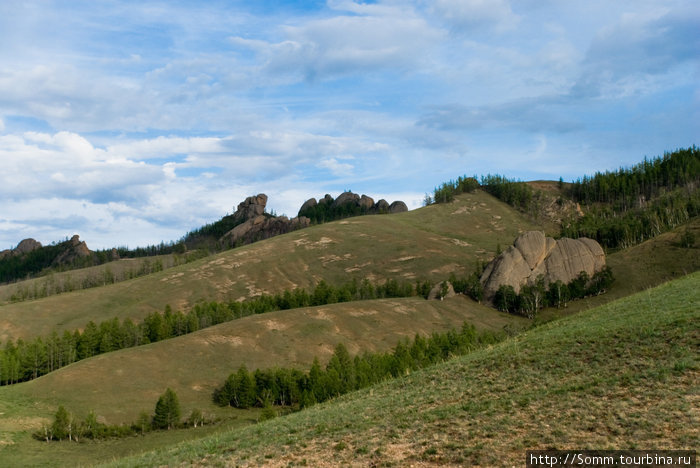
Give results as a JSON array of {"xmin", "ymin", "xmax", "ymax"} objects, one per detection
[
  {"xmin": 427, "ymin": 147, "xmax": 699, "ymax": 250},
  {"xmin": 562, "ymin": 147, "xmax": 699, "ymax": 249}
]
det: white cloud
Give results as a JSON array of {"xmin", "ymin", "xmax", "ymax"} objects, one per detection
[
  {"xmin": 431, "ymin": 0, "xmax": 519, "ymax": 32},
  {"xmin": 319, "ymin": 157, "xmax": 354, "ymax": 177}
]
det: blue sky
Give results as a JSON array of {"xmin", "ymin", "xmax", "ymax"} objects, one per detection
[{"xmin": 0, "ymin": 0, "xmax": 698, "ymax": 249}]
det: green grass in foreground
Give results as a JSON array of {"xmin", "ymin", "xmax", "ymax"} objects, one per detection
[{"xmin": 106, "ymin": 271, "xmax": 699, "ymax": 467}]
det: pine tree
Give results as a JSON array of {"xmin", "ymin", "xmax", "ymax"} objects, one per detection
[
  {"xmin": 51, "ymin": 405, "xmax": 71, "ymax": 441},
  {"xmin": 152, "ymin": 388, "xmax": 181, "ymax": 430}
]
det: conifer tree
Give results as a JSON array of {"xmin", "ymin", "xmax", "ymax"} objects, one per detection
[{"xmin": 153, "ymin": 388, "xmax": 181, "ymax": 430}]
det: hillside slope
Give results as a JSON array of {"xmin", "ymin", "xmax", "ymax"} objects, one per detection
[
  {"xmin": 0, "ymin": 295, "xmax": 524, "ymax": 466},
  {"xmin": 108, "ymin": 271, "xmax": 700, "ymax": 467},
  {"xmin": 0, "ymin": 190, "xmax": 539, "ymax": 342}
]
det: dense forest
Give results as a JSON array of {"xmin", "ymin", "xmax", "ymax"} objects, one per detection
[{"xmin": 562, "ymin": 147, "xmax": 699, "ymax": 249}]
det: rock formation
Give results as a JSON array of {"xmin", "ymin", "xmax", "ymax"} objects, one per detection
[
  {"xmin": 220, "ymin": 194, "xmax": 310, "ymax": 246},
  {"xmin": 480, "ymin": 231, "xmax": 606, "ymax": 300},
  {"xmin": 0, "ymin": 238, "xmax": 43, "ymax": 259},
  {"xmin": 232, "ymin": 194, "xmax": 268, "ymax": 224},
  {"xmin": 389, "ymin": 201, "xmax": 408, "ymax": 213},
  {"xmin": 54, "ymin": 235, "xmax": 91, "ymax": 264},
  {"xmin": 427, "ymin": 281, "xmax": 456, "ymax": 300},
  {"xmin": 298, "ymin": 191, "xmax": 406, "ymax": 218}
]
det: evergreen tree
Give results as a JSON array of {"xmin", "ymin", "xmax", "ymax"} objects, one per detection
[
  {"xmin": 152, "ymin": 388, "xmax": 181, "ymax": 430},
  {"xmin": 51, "ymin": 405, "xmax": 71, "ymax": 441}
]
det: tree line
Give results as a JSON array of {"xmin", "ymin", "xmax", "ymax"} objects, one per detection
[
  {"xmin": 425, "ymin": 174, "xmax": 536, "ymax": 214},
  {"xmin": 35, "ymin": 387, "xmax": 207, "ymax": 442},
  {"xmin": 493, "ymin": 267, "xmax": 615, "ymax": 318},
  {"xmin": 0, "ymin": 278, "xmax": 421, "ymax": 386},
  {"xmin": 566, "ymin": 146, "xmax": 699, "ymax": 209},
  {"xmin": 561, "ymin": 147, "xmax": 700, "ymax": 249},
  {"xmin": 214, "ymin": 322, "xmax": 504, "ymax": 411},
  {"xmin": 561, "ymin": 188, "xmax": 699, "ymax": 249}
]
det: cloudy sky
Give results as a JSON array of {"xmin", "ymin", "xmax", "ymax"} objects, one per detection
[{"xmin": 0, "ymin": 0, "xmax": 698, "ymax": 250}]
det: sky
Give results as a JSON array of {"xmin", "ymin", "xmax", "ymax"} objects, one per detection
[{"xmin": 0, "ymin": 0, "xmax": 698, "ymax": 250}]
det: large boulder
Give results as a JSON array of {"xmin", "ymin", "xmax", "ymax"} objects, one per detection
[
  {"xmin": 427, "ymin": 281, "xmax": 456, "ymax": 300},
  {"xmin": 298, "ymin": 198, "xmax": 317, "ymax": 215},
  {"xmin": 480, "ymin": 231, "xmax": 606, "ymax": 300},
  {"xmin": 232, "ymin": 194, "xmax": 268, "ymax": 223},
  {"xmin": 333, "ymin": 191, "xmax": 360, "ymax": 207},
  {"xmin": 15, "ymin": 238, "xmax": 42, "ymax": 255},
  {"xmin": 359, "ymin": 195, "xmax": 375, "ymax": 210},
  {"xmin": 373, "ymin": 199, "xmax": 390, "ymax": 213},
  {"xmin": 389, "ymin": 201, "xmax": 408, "ymax": 214}
]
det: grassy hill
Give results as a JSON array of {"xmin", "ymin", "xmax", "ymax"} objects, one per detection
[
  {"xmin": 106, "ymin": 271, "xmax": 700, "ymax": 467},
  {"xmin": 0, "ymin": 190, "xmax": 540, "ymax": 342},
  {"xmin": 0, "ymin": 294, "xmax": 525, "ymax": 466}
]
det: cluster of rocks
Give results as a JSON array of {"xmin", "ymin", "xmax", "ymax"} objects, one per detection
[
  {"xmin": 55, "ymin": 235, "xmax": 91, "ymax": 264},
  {"xmin": 0, "ymin": 238, "xmax": 43, "ymax": 259},
  {"xmin": 298, "ymin": 191, "xmax": 408, "ymax": 216},
  {"xmin": 480, "ymin": 231, "xmax": 606, "ymax": 301},
  {"xmin": 0, "ymin": 235, "xmax": 91, "ymax": 264},
  {"xmin": 219, "ymin": 194, "xmax": 311, "ymax": 246}
]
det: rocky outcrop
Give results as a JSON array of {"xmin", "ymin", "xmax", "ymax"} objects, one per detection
[
  {"xmin": 389, "ymin": 201, "xmax": 408, "ymax": 213},
  {"xmin": 333, "ymin": 191, "xmax": 360, "ymax": 207},
  {"xmin": 220, "ymin": 194, "xmax": 310, "ymax": 246},
  {"xmin": 374, "ymin": 199, "xmax": 390, "ymax": 213},
  {"xmin": 480, "ymin": 231, "xmax": 606, "ymax": 300},
  {"xmin": 427, "ymin": 281, "xmax": 456, "ymax": 300},
  {"xmin": 232, "ymin": 194, "xmax": 268, "ymax": 224},
  {"xmin": 54, "ymin": 235, "xmax": 91, "ymax": 264},
  {"xmin": 298, "ymin": 191, "xmax": 408, "ymax": 218},
  {"xmin": 0, "ymin": 238, "xmax": 43, "ymax": 259},
  {"xmin": 299, "ymin": 198, "xmax": 317, "ymax": 213}
]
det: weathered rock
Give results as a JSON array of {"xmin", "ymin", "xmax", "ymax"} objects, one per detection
[
  {"xmin": 1, "ymin": 238, "xmax": 42, "ymax": 259},
  {"xmin": 299, "ymin": 198, "xmax": 317, "ymax": 214},
  {"xmin": 15, "ymin": 238, "xmax": 42, "ymax": 254},
  {"xmin": 389, "ymin": 201, "xmax": 408, "ymax": 214},
  {"xmin": 53, "ymin": 235, "xmax": 91, "ymax": 265},
  {"xmin": 333, "ymin": 191, "xmax": 360, "ymax": 207},
  {"xmin": 321, "ymin": 194, "xmax": 334, "ymax": 205},
  {"xmin": 359, "ymin": 195, "xmax": 375, "ymax": 210},
  {"xmin": 232, "ymin": 194, "xmax": 268, "ymax": 223},
  {"xmin": 427, "ymin": 281, "xmax": 456, "ymax": 300},
  {"xmin": 480, "ymin": 231, "xmax": 606, "ymax": 300},
  {"xmin": 221, "ymin": 194, "xmax": 311, "ymax": 246},
  {"xmin": 374, "ymin": 199, "xmax": 390, "ymax": 213}
]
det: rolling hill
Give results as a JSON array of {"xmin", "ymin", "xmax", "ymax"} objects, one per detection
[
  {"xmin": 105, "ymin": 270, "xmax": 700, "ymax": 467},
  {"xmin": 0, "ymin": 176, "xmax": 697, "ymax": 467},
  {"xmin": 0, "ymin": 190, "xmax": 540, "ymax": 343}
]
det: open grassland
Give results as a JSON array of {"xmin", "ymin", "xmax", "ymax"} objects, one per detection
[
  {"xmin": 0, "ymin": 191, "xmax": 539, "ymax": 342},
  {"xmin": 107, "ymin": 271, "xmax": 700, "ymax": 467},
  {"xmin": 0, "ymin": 254, "xmax": 190, "ymax": 305},
  {"xmin": 0, "ymin": 295, "xmax": 525, "ymax": 466}
]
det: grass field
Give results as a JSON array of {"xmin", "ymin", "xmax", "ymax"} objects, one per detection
[
  {"xmin": 0, "ymin": 254, "xmax": 184, "ymax": 306},
  {"xmin": 0, "ymin": 294, "xmax": 525, "ymax": 466},
  {"xmin": 0, "ymin": 190, "xmax": 540, "ymax": 342},
  {"xmin": 106, "ymin": 271, "xmax": 700, "ymax": 467}
]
